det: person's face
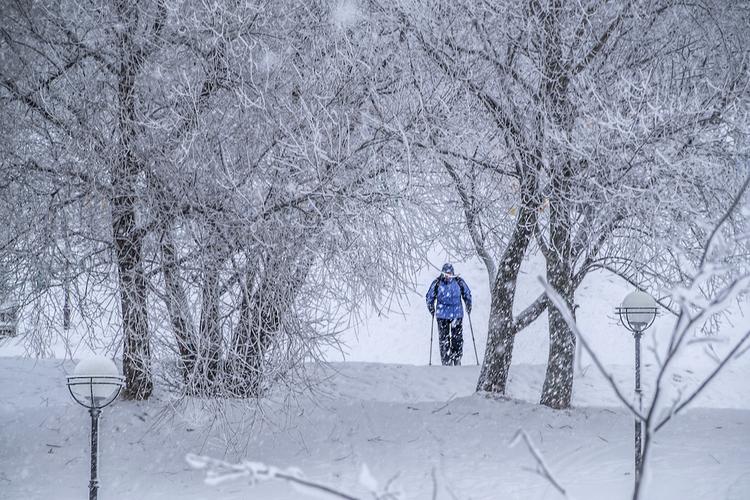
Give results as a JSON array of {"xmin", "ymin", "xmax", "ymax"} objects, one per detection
[{"xmin": 442, "ymin": 272, "xmax": 454, "ymax": 280}]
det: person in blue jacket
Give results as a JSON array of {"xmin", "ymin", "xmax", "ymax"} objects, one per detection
[{"xmin": 425, "ymin": 263, "xmax": 472, "ymax": 366}]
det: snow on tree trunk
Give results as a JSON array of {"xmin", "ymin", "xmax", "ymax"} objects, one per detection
[
  {"xmin": 536, "ymin": 0, "xmax": 576, "ymax": 410},
  {"xmin": 539, "ymin": 261, "xmax": 576, "ymax": 409},
  {"xmin": 477, "ymin": 297, "xmax": 518, "ymax": 393},
  {"xmin": 477, "ymin": 174, "xmax": 541, "ymax": 393}
]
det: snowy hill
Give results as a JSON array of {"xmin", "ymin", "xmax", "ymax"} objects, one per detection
[{"xmin": 1, "ymin": 357, "xmax": 749, "ymax": 500}]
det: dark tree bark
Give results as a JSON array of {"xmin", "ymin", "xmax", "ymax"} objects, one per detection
[
  {"xmin": 477, "ymin": 171, "xmax": 542, "ymax": 392},
  {"xmin": 114, "ymin": 200, "xmax": 152, "ymax": 400},
  {"xmin": 63, "ymin": 280, "xmax": 71, "ymax": 330},
  {"xmin": 539, "ymin": 174, "xmax": 577, "ymax": 409},
  {"xmin": 196, "ymin": 256, "xmax": 223, "ymax": 394},
  {"xmin": 536, "ymin": 0, "xmax": 577, "ymax": 409},
  {"xmin": 159, "ymin": 229, "xmax": 198, "ymax": 388},
  {"xmin": 114, "ymin": 0, "xmax": 152, "ymax": 400},
  {"xmin": 229, "ymin": 274, "xmax": 278, "ymax": 397}
]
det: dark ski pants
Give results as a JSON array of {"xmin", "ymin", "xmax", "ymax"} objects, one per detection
[{"xmin": 437, "ymin": 317, "xmax": 463, "ymax": 366}]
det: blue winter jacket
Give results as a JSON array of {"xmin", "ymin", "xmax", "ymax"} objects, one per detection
[{"xmin": 426, "ymin": 276, "xmax": 472, "ymax": 320}]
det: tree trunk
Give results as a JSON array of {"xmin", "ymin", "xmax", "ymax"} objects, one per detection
[
  {"xmin": 540, "ymin": 167, "xmax": 576, "ymax": 409},
  {"xmin": 539, "ymin": 253, "xmax": 576, "ymax": 408},
  {"xmin": 63, "ymin": 280, "xmax": 71, "ymax": 330},
  {"xmin": 478, "ymin": 296, "xmax": 518, "ymax": 393},
  {"xmin": 228, "ymin": 264, "xmax": 286, "ymax": 397},
  {"xmin": 159, "ymin": 229, "xmax": 198, "ymax": 389},
  {"xmin": 536, "ymin": 0, "xmax": 577, "ymax": 409},
  {"xmin": 245, "ymin": 287, "xmax": 278, "ymax": 396},
  {"xmin": 114, "ymin": 1, "xmax": 151, "ymax": 400},
  {"xmin": 477, "ymin": 172, "xmax": 540, "ymax": 393},
  {"xmin": 229, "ymin": 248, "xmax": 314, "ymax": 397},
  {"xmin": 115, "ymin": 214, "xmax": 152, "ymax": 400},
  {"xmin": 196, "ymin": 261, "xmax": 222, "ymax": 395},
  {"xmin": 228, "ymin": 273, "xmax": 259, "ymax": 396}
]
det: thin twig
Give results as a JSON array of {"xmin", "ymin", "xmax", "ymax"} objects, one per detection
[{"xmin": 510, "ymin": 429, "xmax": 567, "ymax": 498}]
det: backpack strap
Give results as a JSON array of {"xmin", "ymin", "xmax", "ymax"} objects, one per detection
[
  {"xmin": 431, "ymin": 276, "xmax": 441, "ymax": 300},
  {"xmin": 456, "ymin": 276, "xmax": 465, "ymax": 296},
  {"xmin": 456, "ymin": 277, "xmax": 470, "ymax": 304}
]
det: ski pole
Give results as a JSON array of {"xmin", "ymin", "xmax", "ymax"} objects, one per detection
[
  {"xmin": 468, "ymin": 312, "xmax": 479, "ymax": 365},
  {"xmin": 429, "ymin": 313, "xmax": 435, "ymax": 366}
]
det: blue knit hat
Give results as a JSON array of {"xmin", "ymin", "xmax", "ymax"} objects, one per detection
[{"xmin": 441, "ymin": 263, "xmax": 455, "ymax": 275}]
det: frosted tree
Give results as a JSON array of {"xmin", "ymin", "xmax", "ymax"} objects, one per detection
[
  {"xmin": 0, "ymin": 0, "xmax": 419, "ymax": 401},
  {"xmin": 383, "ymin": 0, "xmax": 749, "ymax": 408},
  {"xmin": 143, "ymin": 1, "xmax": 420, "ymax": 398},
  {"xmin": 0, "ymin": 0, "xmax": 168, "ymax": 398}
]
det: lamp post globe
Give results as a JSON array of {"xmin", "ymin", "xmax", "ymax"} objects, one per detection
[
  {"xmin": 67, "ymin": 356, "xmax": 123, "ymax": 409},
  {"xmin": 619, "ymin": 290, "xmax": 658, "ymax": 333},
  {"xmin": 66, "ymin": 356, "xmax": 123, "ymax": 500}
]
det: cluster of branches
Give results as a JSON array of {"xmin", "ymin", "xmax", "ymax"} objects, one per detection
[{"xmin": 0, "ymin": 0, "xmax": 423, "ymax": 400}]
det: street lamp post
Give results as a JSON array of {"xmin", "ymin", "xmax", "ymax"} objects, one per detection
[
  {"xmin": 66, "ymin": 357, "xmax": 124, "ymax": 500},
  {"xmin": 615, "ymin": 290, "xmax": 658, "ymax": 484}
]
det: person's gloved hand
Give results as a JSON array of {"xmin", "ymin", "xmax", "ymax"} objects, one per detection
[
  {"xmin": 428, "ymin": 305, "xmax": 435, "ymax": 316},
  {"xmin": 466, "ymin": 304, "xmax": 472, "ymax": 315}
]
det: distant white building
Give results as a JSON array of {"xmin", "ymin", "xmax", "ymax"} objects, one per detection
[{"xmin": 0, "ymin": 299, "xmax": 18, "ymax": 337}]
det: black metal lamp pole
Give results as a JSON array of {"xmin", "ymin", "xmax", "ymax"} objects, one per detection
[
  {"xmin": 89, "ymin": 407, "xmax": 102, "ymax": 500},
  {"xmin": 616, "ymin": 302, "xmax": 657, "ymax": 485},
  {"xmin": 633, "ymin": 327, "xmax": 643, "ymax": 481}
]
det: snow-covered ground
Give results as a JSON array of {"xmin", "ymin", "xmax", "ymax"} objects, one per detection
[
  {"xmin": 1, "ymin": 255, "xmax": 749, "ymax": 499},
  {"xmin": 1, "ymin": 358, "xmax": 749, "ymax": 500}
]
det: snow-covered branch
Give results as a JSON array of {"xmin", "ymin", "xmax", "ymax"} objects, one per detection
[{"xmin": 187, "ymin": 454, "xmax": 402, "ymax": 500}]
